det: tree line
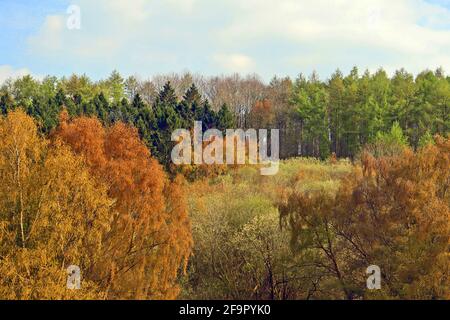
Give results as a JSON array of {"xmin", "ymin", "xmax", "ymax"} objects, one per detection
[{"xmin": 1, "ymin": 68, "xmax": 448, "ymax": 166}]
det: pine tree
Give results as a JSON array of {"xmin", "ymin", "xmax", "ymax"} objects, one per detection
[
  {"xmin": 217, "ymin": 104, "xmax": 235, "ymax": 132},
  {"xmin": 0, "ymin": 92, "xmax": 14, "ymax": 115},
  {"xmin": 158, "ymin": 81, "xmax": 178, "ymax": 106},
  {"xmin": 199, "ymin": 100, "xmax": 217, "ymax": 130},
  {"xmin": 178, "ymin": 84, "xmax": 202, "ymax": 127},
  {"xmin": 148, "ymin": 82, "xmax": 183, "ymax": 167}
]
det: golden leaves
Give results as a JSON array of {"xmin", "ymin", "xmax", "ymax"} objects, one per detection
[
  {"xmin": 0, "ymin": 110, "xmax": 113, "ymax": 299},
  {"xmin": 0, "ymin": 110, "xmax": 192, "ymax": 300}
]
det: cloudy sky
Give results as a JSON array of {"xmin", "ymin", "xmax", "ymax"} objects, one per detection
[{"xmin": 1, "ymin": 0, "xmax": 449, "ymax": 82}]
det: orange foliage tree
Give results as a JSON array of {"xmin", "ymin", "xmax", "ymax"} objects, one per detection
[
  {"xmin": 250, "ymin": 99, "xmax": 275, "ymax": 129},
  {"xmin": 54, "ymin": 112, "xmax": 193, "ymax": 299}
]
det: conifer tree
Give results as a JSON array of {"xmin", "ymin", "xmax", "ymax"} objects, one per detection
[{"xmin": 217, "ymin": 104, "xmax": 235, "ymax": 132}]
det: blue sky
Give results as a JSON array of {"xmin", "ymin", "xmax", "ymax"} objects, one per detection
[{"xmin": 0, "ymin": 0, "xmax": 449, "ymax": 83}]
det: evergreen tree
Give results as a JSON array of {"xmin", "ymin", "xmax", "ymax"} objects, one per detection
[
  {"xmin": 418, "ymin": 131, "xmax": 435, "ymax": 148},
  {"xmin": 158, "ymin": 81, "xmax": 178, "ymax": 106},
  {"xmin": 217, "ymin": 104, "xmax": 235, "ymax": 132},
  {"xmin": 93, "ymin": 92, "xmax": 110, "ymax": 124},
  {"xmin": 105, "ymin": 70, "xmax": 125, "ymax": 103},
  {"xmin": 150, "ymin": 83, "xmax": 183, "ymax": 167},
  {"xmin": 198, "ymin": 100, "xmax": 217, "ymax": 130},
  {"xmin": 0, "ymin": 93, "xmax": 14, "ymax": 115},
  {"xmin": 178, "ymin": 84, "xmax": 202, "ymax": 127},
  {"xmin": 292, "ymin": 72, "xmax": 330, "ymax": 158}
]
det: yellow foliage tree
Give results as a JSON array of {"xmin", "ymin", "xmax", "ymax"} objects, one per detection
[{"xmin": 0, "ymin": 110, "xmax": 113, "ymax": 299}]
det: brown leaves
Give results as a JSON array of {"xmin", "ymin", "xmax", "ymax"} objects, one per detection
[
  {"xmin": 281, "ymin": 137, "xmax": 450, "ymax": 299},
  {"xmin": 54, "ymin": 114, "xmax": 192, "ymax": 299}
]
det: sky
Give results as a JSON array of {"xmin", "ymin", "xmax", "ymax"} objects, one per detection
[{"xmin": 0, "ymin": 0, "xmax": 449, "ymax": 83}]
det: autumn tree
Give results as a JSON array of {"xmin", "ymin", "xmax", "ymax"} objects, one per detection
[
  {"xmin": 54, "ymin": 113, "xmax": 193, "ymax": 299},
  {"xmin": 280, "ymin": 137, "xmax": 450, "ymax": 299},
  {"xmin": 250, "ymin": 99, "xmax": 275, "ymax": 129},
  {"xmin": 0, "ymin": 110, "xmax": 113, "ymax": 299}
]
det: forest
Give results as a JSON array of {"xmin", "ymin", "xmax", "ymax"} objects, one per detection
[{"xmin": 0, "ymin": 67, "xmax": 448, "ymax": 300}]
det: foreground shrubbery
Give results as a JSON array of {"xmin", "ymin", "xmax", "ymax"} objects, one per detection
[
  {"xmin": 183, "ymin": 142, "xmax": 449, "ymax": 300},
  {"xmin": 182, "ymin": 159, "xmax": 354, "ymax": 299},
  {"xmin": 282, "ymin": 139, "xmax": 449, "ymax": 299}
]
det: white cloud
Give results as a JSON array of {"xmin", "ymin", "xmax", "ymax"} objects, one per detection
[
  {"xmin": 0, "ymin": 65, "xmax": 33, "ymax": 84},
  {"xmin": 102, "ymin": 0, "xmax": 149, "ymax": 21},
  {"xmin": 212, "ymin": 54, "xmax": 255, "ymax": 73},
  {"xmin": 25, "ymin": 0, "xmax": 450, "ymax": 79},
  {"xmin": 212, "ymin": 0, "xmax": 450, "ymax": 76},
  {"xmin": 28, "ymin": 15, "xmax": 65, "ymax": 53},
  {"xmin": 166, "ymin": 0, "xmax": 199, "ymax": 13}
]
